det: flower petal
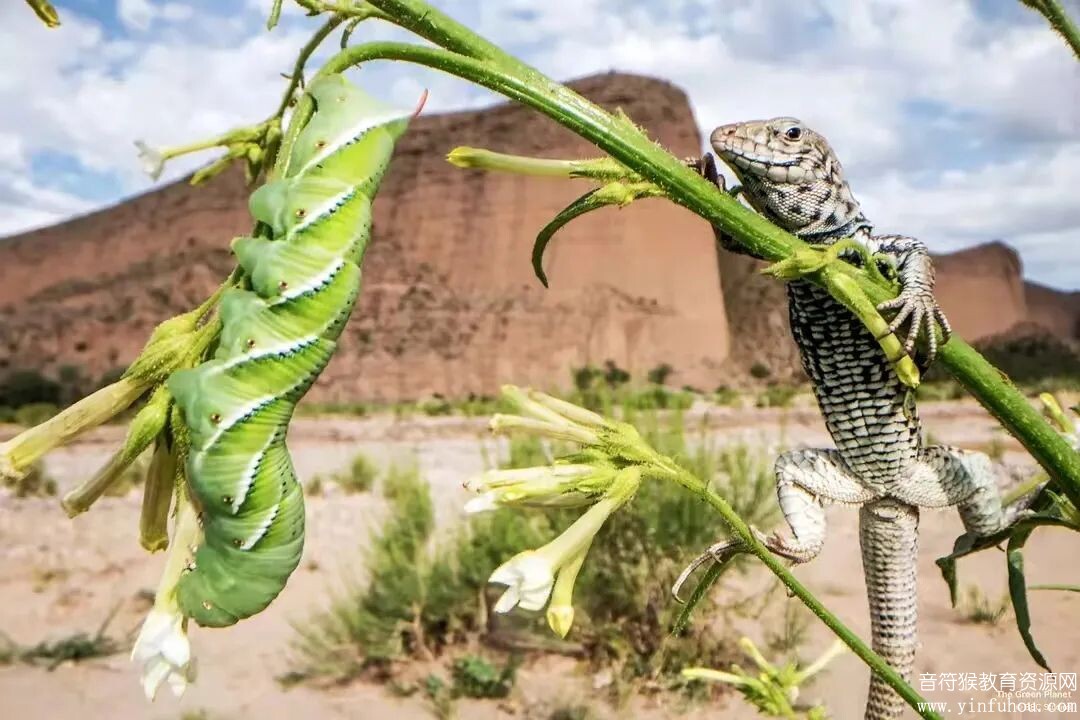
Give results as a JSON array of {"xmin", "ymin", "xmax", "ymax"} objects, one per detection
[{"xmin": 464, "ymin": 492, "xmax": 498, "ymax": 514}]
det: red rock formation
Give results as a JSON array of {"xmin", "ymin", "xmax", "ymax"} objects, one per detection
[
  {"xmin": 932, "ymin": 241, "xmax": 1027, "ymax": 342},
  {"xmin": 0, "ymin": 73, "xmax": 729, "ymax": 401},
  {"xmin": 1025, "ymin": 281, "xmax": 1080, "ymax": 340},
  {"xmin": 0, "ymin": 72, "xmax": 1074, "ymax": 400}
]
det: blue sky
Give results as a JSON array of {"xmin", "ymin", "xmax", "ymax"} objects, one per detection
[{"xmin": 1, "ymin": 0, "xmax": 1078, "ymax": 289}]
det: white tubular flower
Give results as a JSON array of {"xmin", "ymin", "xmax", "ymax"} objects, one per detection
[
  {"xmin": 131, "ymin": 607, "xmax": 191, "ymax": 700},
  {"xmin": 463, "ymin": 464, "xmax": 610, "ymax": 513},
  {"xmin": 131, "ymin": 496, "xmax": 200, "ymax": 699},
  {"xmin": 134, "ymin": 140, "xmax": 165, "ymax": 180},
  {"xmin": 488, "ymin": 467, "xmax": 640, "ymax": 617},
  {"xmin": 489, "ymin": 385, "xmax": 609, "ymax": 447}
]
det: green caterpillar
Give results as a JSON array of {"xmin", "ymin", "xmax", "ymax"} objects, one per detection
[{"xmin": 167, "ymin": 75, "xmax": 417, "ymax": 627}]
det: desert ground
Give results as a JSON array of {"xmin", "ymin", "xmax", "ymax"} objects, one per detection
[{"xmin": 1, "ymin": 399, "xmax": 1078, "ymax": 720}]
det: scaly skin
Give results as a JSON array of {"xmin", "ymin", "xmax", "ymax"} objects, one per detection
[{"xmin": 684, "ymin": 118, "xmax": 1028, "ymax": 719}]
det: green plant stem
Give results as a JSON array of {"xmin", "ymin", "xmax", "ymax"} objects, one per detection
[
  {"xmin": 299, "ymin": 4, "xmax": 1080, "ymax": 508},
  {"xmin": 1030, "ymin": 583, "xmax": 1080, "ymax": 592},
  {"xmin": 649, "ymin": 458, "xmax": 940, "ymax": 719},
  {"xmin": 1023, "ymin": 0, "xmax": 1080, "ymax": 60},
  {"xmin": 274, "ymin": 16, "xmax": 344, "ymax": 119}
]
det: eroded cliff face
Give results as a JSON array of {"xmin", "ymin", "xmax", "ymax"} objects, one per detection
[
  {"xmin": 0, "ymin": 73, "xmax": 729, "ymax": 401},
  {"xmin": 0, "ymin": 73, "xmax": 1074, "ymax": 400}
]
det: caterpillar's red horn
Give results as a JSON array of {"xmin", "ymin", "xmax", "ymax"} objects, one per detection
[{"xmin": 412, "ymin": 89, "xmax": 429, "ymax": 119}]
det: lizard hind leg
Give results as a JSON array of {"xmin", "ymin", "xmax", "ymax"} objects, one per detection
[
  {"xmin": 895, "ymin": 446, "xmax": 1037, "ymax": 537},
  {"xmin": 671, "ymin": 448, "xmax": 877, "ymax": 601}
]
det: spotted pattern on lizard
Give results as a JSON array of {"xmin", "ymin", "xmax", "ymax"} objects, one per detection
[{"xmin": 683, "ymin": 117, "xmax": 1029, "ymax": 719}]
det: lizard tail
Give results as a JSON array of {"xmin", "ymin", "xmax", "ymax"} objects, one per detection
[{"xmin": 860, "ymin": 498, "xmax": 920, "ymax": 720}]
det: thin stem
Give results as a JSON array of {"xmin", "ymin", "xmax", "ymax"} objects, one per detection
[
  {"xmin": 656, "ymin": 461, "xmax": 941, "ymax": 719},
  {"xmin": 273, "ymin": 16, "xmax": 344, "ymax": 119}
]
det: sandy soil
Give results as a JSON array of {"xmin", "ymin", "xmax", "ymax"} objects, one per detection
[{"xmin": 1, "ymin": 401, "xmax": 1078, "ymax": 720}]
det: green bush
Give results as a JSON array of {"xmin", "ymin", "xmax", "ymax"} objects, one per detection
[
  {"xmin": 13, "ymin": 402, "xmax": 59, "ymax": 427},
  {"xmin": 713, "ymin": 386, "xmax": 739, "ymax": 406},
  {"xmin": 0, "ymin": 370, "xmax": 61, "ymax": 408},
  {"xmin": 749, "ymin": 362, "xmax": 771, "ymax": 380},
  {"xmin": 2, "ymin": 460, "xmax": 57, "ymax": 498},
  {"xmin": 290, "ymin": 463, "xmax": 436, "ymax": 681},
  {"xmin": 418, "ymin": 395, "xmax": 453, "ymax": 417},
  {"xmin": 915, "ymin": 379, "xmax": 966, "ymax": 402},
  {"xmin": 450, "ymin": 654, "xmax": 517, "ymax": 699},
  {"xmin": 291, "ymin": 413, "xmax": 781, "ymax": 693},
  {"xmin": 647, "ymin": 363, "xmax": 674, "ymax": 386},
  {"xmin": 337, "ymin": 453, "xmax": 379, "ymax": 494},
  {"xmin": 756, "ymin": 385, "xmax": 799, "ymax": 408},
  {"xmin": 622, "ymin": 386, "xmax": 694, "ymax": 411}
]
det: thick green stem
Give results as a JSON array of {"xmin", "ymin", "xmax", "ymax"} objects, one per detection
[{"xmin": 305, "ymin": 17, "xmax": 1080, "ymax": 507}]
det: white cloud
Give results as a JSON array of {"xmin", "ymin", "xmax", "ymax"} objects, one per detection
[
  {"xmin": 118, "ymin": 0, "xmax": 194, "ymax": 31},
  {"xmin": 0, "ymin": 0, "xmax": 1077, "ymax": 288}
]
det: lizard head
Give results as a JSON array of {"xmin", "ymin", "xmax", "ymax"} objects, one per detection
[{"xmin": 710, "ymin": 117, "xmax": 863, "ymax": 236}]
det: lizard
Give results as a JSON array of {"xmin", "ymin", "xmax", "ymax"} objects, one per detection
[{"xmin": 675, "ymin": 118, "xmax": 1031, "ymax": 719}]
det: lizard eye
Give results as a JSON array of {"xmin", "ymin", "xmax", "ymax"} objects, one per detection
[{"xmin": 784, "ymin": 126, "xmax": 803, "ymax": 141}]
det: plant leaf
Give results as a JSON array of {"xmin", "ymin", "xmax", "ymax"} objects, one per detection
[
  {"xmin": 670, "ymin": 556, "xmax": 734, "ymax": 638},
  {"xmin": 531, "ymin": 188, "xmax": 618, "ymax": 287},
  {"xmin": 1006, "ymin": 527, "xmax": 1051, "ymax": 671}
]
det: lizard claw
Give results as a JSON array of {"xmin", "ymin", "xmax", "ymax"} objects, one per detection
[
  {"xmin": 877, "ymin": 292, "xmax": 952, "ymax": 365},
  {"xmin": 686, "ymin": 153, "xmax": 724, "ymax": 191},
  {"xmin": 672, "ymin": 526, "xmax": 778, "ymax": 603}
]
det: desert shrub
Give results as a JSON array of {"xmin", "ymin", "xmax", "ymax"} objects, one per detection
[
  {"xmin": 418, "ymin": 394, "xmax": 453, "ymax": 416},
  {"xmin": 502, "ymin": 436, "xmax": 552, "ymax": 470},
  {"xmin": 756, "ymin": 384, "xmax": 799, "ymax": 408},
  {"xmin": 955, "ymin": 585, "xmax": 1009, "ymax": 625},
  {"xmin": 295, "ymin": 401, "xmax": 369, "ymax": 417},
  {"xmin": 0, "ymin": 370, "xmax": 61, "ymax": 408},
  {"xmin": 915, "ymin": 379, "xmax": 966, "ymax": 402},
  {"xmin": 601, "ymin": 360, "xmax": 630, "ymax": 388},
  {"xmin": 749, "ymin": 362, "xmax": 771, "ymax": 380},
  {"xmin": 549, "ymin": 705, "xmax": 596, "ymax": 720},
  {"xmin": 713, "ymin": 386, "xmax": 739, "ymax": 406},
  {"xmin": 647, "ymin": 363, "xmax": 674, "ymax": 386},
  {"xmin": 621, "ymin": 386, "xmax": 694, "ymax": 411},
  {"xmin": 0, "ymin": 607, "xmax": 121, "ymax": 670},
  {"xmin": 291, "ymin": 415, "xmax": 780, "ymax": 692},
  {"xmin": 13, "ymin": 402, "xmax": 59, "ymax": 427},
  {"xmin": 978, "ymin": 329, "xmax": 1080, "ymax": 387},
  {"xmin": 290, "ymin": 463, "xmax": 435, "ymax": 681},
  {"xmin": 337, "ymin": 453, "xmax": 379, "ymax": 494},
  {"xmin": 450, "ymin": 654, "xmax": 517, "ymax": 698},
  {"xmin": 308, "ymin": 453, "xmax": 380, "ymax": 495},
  {"xmin": 2, "ymin": 460, "xmax": 57, "ymax": 498}
]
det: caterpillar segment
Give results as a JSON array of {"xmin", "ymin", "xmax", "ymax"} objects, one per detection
[{"xmin": 166, "ymin": 75, "xmax": 417, "ymax": 627}]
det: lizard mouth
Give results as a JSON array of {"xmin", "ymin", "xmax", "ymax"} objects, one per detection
[{"xmin": 712, "ymin": 142, "xmax": 800, "ymax": 172}]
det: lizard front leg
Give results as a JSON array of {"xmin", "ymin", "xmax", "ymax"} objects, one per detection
[
  {"xmin": 869, "ymin": 234, "xmax": 953, "ymax": 365},
  {"xmin": 685, "ymin": 153, "xmax": 763, "ymax": 259},
  {"xmin": 673, "ymin": 448, "xmax": 877, "ymax": 599}
]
